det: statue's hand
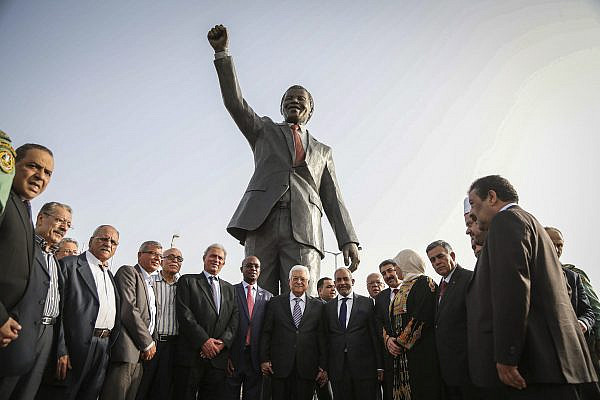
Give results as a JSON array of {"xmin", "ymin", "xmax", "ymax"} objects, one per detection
[
  {"xmin": 207, "ymin": 24, "xmax": 229, "ymax": 52},
  {"xmin": 342, "ymin": 243, "xmax": 360, "ymax": 272}
]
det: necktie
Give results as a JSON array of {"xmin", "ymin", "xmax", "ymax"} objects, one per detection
[
  {"xmin": 339, "ymin": 298, "xmax": 349, "ymax": 330},
  {"xmin": 23, "ymin": 199, "xmax": 32, "ymax": 217},
  {"xmin": 292, "ymin": 297, "xmax": 302, "ymax": 328},
  {"xmin": 438, "ymin": 280, "xmax": 448, "ymax": 302},
  {"xmin": 245, "ymin": 285, "xmax": 254, "ymax": 345},
  {"xmin": 291, "ymin": 124, "xmax": 305, "ymax": 166},
  {"xmin": 392, "ymin": 288, "xmax": 399, "ymax": 298},
  {"xmin": 209, "ymin": 276, "xmax": 220, "ymax": 314}
]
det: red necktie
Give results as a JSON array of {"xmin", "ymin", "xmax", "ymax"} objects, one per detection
[
  {"xmin": 291, "ymin": 124, "xmax": 305, "ymax": 166},
  {"xmin": 245, "ymin": 285, "xmax": 254, "ymax": 345},
  {"xmin": 438, "ymin": 280, "xmax": 448, "ymax": 302}
]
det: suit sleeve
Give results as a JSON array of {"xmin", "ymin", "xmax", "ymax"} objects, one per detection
[
  {"xmin": 368, "ymin": 299, "xmax": 384, "ymax": 369},
  {"xmin": 575, "ymin": 274, "xmax": 596, "ymax": 332},
  {"xmin": 219, "ymin": 285, "xmax": 239, "ymax": 348},
  {"xmin": 115, "ymin": 266, "xmax": 153, "ymax": 350},
  {"xmin": 214, "ymin": 56, "xmax": 265, "ymax": 148},
  {"xmin": 317, "ymin": 302, "xmax": 327, "ymax": 370},
  {"xmin": 176, "ymin": 276, "xmax": 210, "ymax": 350},
  {"xmin": 487, "ymin": 213, "xmax": 531, "ymax": 366},
  {"xmin": 56, "ymin": 259, "xmax": 67, "ymax": 358},
  {"xmin": 319, "ymin": 147, "xmax": 359, "ymax": 250}
]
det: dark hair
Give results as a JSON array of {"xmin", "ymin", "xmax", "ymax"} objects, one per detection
[
  {"xmin": 15, "ymin": 143, "xmax": 53, "ymax": 162},
  {"xmin": 469, "ymin": 175, "xmax": 519, "ymax": 203},
  {"xmin": 317, "ymin": 277, "xmax": 332, "ymax": 291},
  {"xmin": 426, "ymin": 240, "xmax": 453, "ymax": 254},
  {"xmin": 378, "ymin": 259, "xmax": 397, "ymax": 271},
  {"xmin": 280, "ymin": 85, "xmax": 314, "ymax": 122}
]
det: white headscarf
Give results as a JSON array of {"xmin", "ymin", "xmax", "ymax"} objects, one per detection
[{"xmin": 393, "ymin": 249, "xmax": 427, "ymax": 283}]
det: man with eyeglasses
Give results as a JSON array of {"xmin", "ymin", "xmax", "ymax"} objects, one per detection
[
  {"xmin": 102, "ymin": 241, "xmax": 162, "ymax": 400},
  {"xmin": 55, "ymin": 238, "xmax": 78, "ymax": 260},
  {"xmin": 0, "ymin": 143, "xmax": 54, "ymax": 397},
  {"xmin": 53, "ymin": 225, "xmax": 121, "ymax": 400},
  {"xmin": 136, "ymin": 248, "xmax": 183, "ymax": 400}
]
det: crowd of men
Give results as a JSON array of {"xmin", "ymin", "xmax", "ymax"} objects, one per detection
[{"xmin": 1, "ymin": 140, "xmax": 600, "ymax": 400}]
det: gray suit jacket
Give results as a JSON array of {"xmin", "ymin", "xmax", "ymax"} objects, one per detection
[
  {"xmin": 110, "ymin": 264, "xmax": 153, "ymax": 363},
  {"xmin": 214, "ymin": 56, "xmax": 358, "ymax": 255}
]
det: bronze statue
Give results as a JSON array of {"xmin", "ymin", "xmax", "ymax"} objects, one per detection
[{"xmin": 208, "ymin": 24, "xmax": 360, "ymax": 295}]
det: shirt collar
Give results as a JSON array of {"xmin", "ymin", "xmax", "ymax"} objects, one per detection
[
  {"xmin": 337, "ymin": 291, "xmax": 353, "ymax": 300},
  {"xmin": 137, "ymin": 264, "xmax": 155, "ymax": 281},
  {"xmin": 287, "ymin": 122, "xmax": 307, "ymax": 134},
  {"xmin": 157, "ymin": 270, "xmax": 178, "ymax": 283},
  {"xmin": 35, "ymin": 234, "xmax": 59, "ymax": 253},
  {"xmin": 443, "ymin": 267, "xmax": 456, "ymax": 283},
  {"xmin": 242, "ymin": 281, "xmax": 256, "ymax": 290},
  {"xmin": 289, "ymin": 292, "xmax": 306, "ymax": 302},
  {"xmin": 499, "ymin": 202, "xmax": 518, "ymax": 212},
  {"xmin": 86, "ymin": 250, "xmax": 106, "ymax": 269},
  {"xmin": 203, "ymin": 270, "xmax": 218, "ymax": 281}
]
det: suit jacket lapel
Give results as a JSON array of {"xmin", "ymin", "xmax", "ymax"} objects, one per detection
[
  {"xmin": 299, "ymin": 296, "xmax": 313, "ymax": 328},
  {"xmin": 278, "ymin": 124, "xmax": 296, "ymax": 163},
  {"xmin": 199, "ymin": 274, "xmax": 218, "ymax": 314},
  {"xmin": 346, "ymin": 293, "xmax": 359, "ymax": 329},
  {"xmin": 77, "ymin": 254, "xmax": 99, "ymax": 302},
  {"xmin": 283, "ymin": 294, "xmax": 296, "ymax": 328},
  {"xmin": 134, "ymin": 264, "xmax": 149, "ymax": 305},
  {"xmin": 12, "ymin": 194, "xmax": 33, "ymax": 266},
  {"xmin": 35, "ymin": 246, "xmax": 50, "ymax": 278},
  {"xmin": 237, "ymin": 283, "xmax": 250, "ymax": 320}
]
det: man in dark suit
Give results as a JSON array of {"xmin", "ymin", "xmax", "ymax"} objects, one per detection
[
  {"xmin": 174, "ymin": 243, "xmax": 238, "ymax": 400},
  {"xmin": 225, "ymin": 256, "xmax": 273, "ymax": 400},
  {"xmin": 55, "ymin": 225, "xmax": 121, "ymax": 400},
  {"xmin": 466, "ymin": 175, "xmax": 598, "ymax": 399},
  {"xmin": 426, "ymin": 240, "xmax": 480, "ymax": 400},
  {"xmin": 260, "ymin": 265, "xmax": 327, "ymax": 400},
  {"xmin": 323, "ymin": 267, "xmax": 383, "ymax": 400},
  {"xmin": 207, "ymin": 24, "xmax": 360, "ymax": 296},
  {"xmin": 101, "ymin": 241, "xmax": 162, "ymax": 400},
  {"xmin": 374, "ymin": 259, "xmax": 401, "ymax": 400},
  {"xmin": 0, "ymin": 144, "xmax": 54, "ymax": 398}
]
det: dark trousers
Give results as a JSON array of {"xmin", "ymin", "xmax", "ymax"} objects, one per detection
[
  {"xmin": 245, "ymin": 206, "xmax": 321, "ymax": 296},
  {"xmin": 136, "ymin": 338, "xmax": 177, "ymax": 400},
  {"xmin": 224, "ymin": 346, "xmax": 262, "ymax": 400},
  {"xmin": 173, "ymin": 360, "xmax": 226, "ymax": 400},
  {"xmin": 330, "ymin": 354, "xmax": 377, "ymax": 400},
  {"xmin": 443, "ymin": 382, "xmax": 483, "ymax": 400},
  {"xmin": 271, "ymin": 367, "xmax": 314, "ymax": 400},
  {"xmin": 315, "ymin": 381, "xmax": 333, "ymax": 400},
  {"xmin": 0, "ymin": 324, "xmax": 54, "ymax": 400},
  {"xmin": 65, "ymin": 336, "xmax": 110, "ymax": 400},
  {"xmin": 479, "ymin": 382, "xmax": 600, "ymax": 400}
]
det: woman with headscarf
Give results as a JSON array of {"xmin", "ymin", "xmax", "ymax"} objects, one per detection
[{"xmin": 383, "ymin": 249, "xmax": 442, "ymax": 400}]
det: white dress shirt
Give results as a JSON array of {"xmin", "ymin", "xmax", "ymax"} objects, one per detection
[
  {"xmin": 139, "ymin": 266, "xmax": 157, "ymax": 336},
  {"xmin": 86, "ymin": 251, "xmax": 116, "ymax": 329}
]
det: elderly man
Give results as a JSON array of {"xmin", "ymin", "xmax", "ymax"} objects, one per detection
[
  {"xmin": 466, "ymin": 175, "xmax": 598, "ymax": 399},
  {"xmin": 426, "ymin": 240, "xmax": 479, "ymax": 400},
  {"xmin": 366, "ymin": 273, "xmax": 385, "ymax": 301},
  {"xmin": 207, "ymin": 24, "xmax": 360, "ymax": 296},
  {"xmin": 260, "ymin": 265, "xmax": 327, "ymax": 400},
  {"xmin": 136, "ymin": 248, "xmax": 183, "ymax": 400},
  {"xmin": 463, "ymin": 197, "xmax": 483, "ymax": 258},
  {"xmin": 317, "ymin": 278, "xmax": 336, "ymax": 302},
  {"xmin": 174, "ymin": 244, "xmax": 238, "ymax": 400},
  {"xmin": 0, "ymin": 144, "xmax": 54, "ymax": 397},
  {"xmin": 323, "ymin": 267, "xmax": 382, "ymax": 400},
  {"xmin": 374, "ymin": 259, "xmax": 401, "ymax": 400},
  {"xmin": 58, "ymin": 225, "xmax": 121, "ymax": 400},
  {"xmin": 55, "ymin": 238, "xmax": 78, "ymax": 260},
  {"xmin": 225, "ymin": 256, "xmax": 273, "ymax": 400},
  {"xmin": 102, "ymin": 241, "xmax": 162, "ymax": 400}
]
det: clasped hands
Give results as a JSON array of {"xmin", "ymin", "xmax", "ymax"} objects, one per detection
[
  {"xmin": 200, "ymin": 338, "xmax": 224, "ymax": 359},
  {"xmin": 260, "ymin": 361, "xmax": 328, "ymax": 386},
  {"xmin": 0, "ymin": 317, "xmax": 21, "ymax": 347}
]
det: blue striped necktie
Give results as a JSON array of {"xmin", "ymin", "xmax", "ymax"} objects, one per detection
[{"xmin": 292, "ymin": 298, "xmax": 302, "ymax": 327}]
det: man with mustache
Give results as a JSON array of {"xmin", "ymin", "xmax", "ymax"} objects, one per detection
[
  {"xmin": 207, "ymin": 24, "xmax": 360, "ymax": 296},
  {"xmin": 0, "ymin": 143, "xmax": 54, "ymax": 397}
]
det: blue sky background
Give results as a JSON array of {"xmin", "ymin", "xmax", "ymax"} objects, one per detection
[{"xmin": 2, "ymin": 0, "xmax": 600, "ymax": 294}]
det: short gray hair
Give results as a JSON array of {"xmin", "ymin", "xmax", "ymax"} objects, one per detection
[
  {"xmin": 203, "ymin": 243, "xmax": 227, "ymax": 258},
  {"xmin": 92, "ymin": 225, "xmax": 119, "ymax": 238},
  {"xmin": 289, "ymin": 265, "xmax": 310, "ymax": 281},
  {"xmin": 425, "ymin": 240, "xmax": 453, "ymax": 254},
  {"xmin": 334, "ymin": 266, "xmax": 353, "ymax": 280},
  {"xmin": 59, "ymin": 237, "xmax": 78, "ymax": 247},
  {"xmin": 138, "ymin": 241, "xmax": 163, "ymax": 253},
  {"xmin": 38, "ymin": 201, "xmax": 72, "ymax": 216}
]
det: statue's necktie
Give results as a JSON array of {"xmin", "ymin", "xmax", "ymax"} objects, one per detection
[{"xmin": 291, "ymin": 124, "xmax": 305, "ymax": 166}]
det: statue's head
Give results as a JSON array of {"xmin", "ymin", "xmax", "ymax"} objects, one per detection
[{"xmin": 280, "ymin": 85, "xmax": 314, "ymax": 125}]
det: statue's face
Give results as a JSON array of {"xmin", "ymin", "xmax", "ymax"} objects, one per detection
[{"xmin": 282, "ymin": 88, "xmax": 312, "ymax": 124}]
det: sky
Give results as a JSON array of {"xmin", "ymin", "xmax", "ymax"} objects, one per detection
[{"xmin": 2, "ymin": 0, "xmax": 600, "ymax": 295}]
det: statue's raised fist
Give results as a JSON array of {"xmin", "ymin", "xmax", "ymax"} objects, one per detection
[{"xmin": 208, "ymin": 24, "xmax": 228, "ymax": 52}]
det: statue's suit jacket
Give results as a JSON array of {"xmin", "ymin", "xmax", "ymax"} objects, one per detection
[
  {"xmin": 58, "ymin": 253, "xmax": 121, "ymax": 378},
  {"xmin": 434, "ymin": 265, "xmax": 472, "ymax": 386},
  {"xmin": 213, "ymin": 56, "xmax": 358, "ymax": 255},
  {"xmin": 110, "ymin": 264, "xmax": 153, "ymax": 363},
  {"xmin": 466, "ymin": 205, "xmax": 597, "ymax": 387},
  {"xmin": 175, "ymin": 273, "xmax": 238, "ymax": 369},
  {"xmin": 230, "ymin": 282, "xmax": 272, "ymax": 374},
  {"xmin": 0, "ymin": 191, "xmax": 47, "ymax": 376},
  {"xmin": 259, "ymin": 294, "xmax": 326, "ymax": 379},
  {"xmin": 323, "ymin": 293, "xmax": 383, "ymax": 381}
]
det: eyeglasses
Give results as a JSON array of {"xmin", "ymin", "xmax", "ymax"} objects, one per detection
[
  {"xmin": 94, "ymin": 236, "xmax": 119, "ymax": 246},
  {"xmin": 43, "ymin": 212, "xmax": 73, "ymax": 229},
  {"xmin": 141, "ymin": 251, "xmax": 163, "ymax": 259},
  {"xmin": 164, "ymin": 254, "xmax": 184, "ymax": 263}
]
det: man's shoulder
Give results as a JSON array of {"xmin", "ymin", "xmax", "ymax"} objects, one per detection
[
  {"xmin": 454, "ymin": 265, "xmax": 473, "ymax": 280},
  {"xmin": 257, "ymin": 285, "xmax": 273, "ymax": 299}
]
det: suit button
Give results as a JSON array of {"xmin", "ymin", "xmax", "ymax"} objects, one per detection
[{"xmin": 296, "ymin": 330, "xmax": 299, "ymax": 334}]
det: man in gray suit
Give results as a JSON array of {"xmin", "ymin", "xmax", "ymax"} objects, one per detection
[
  {"xmin": 101, "ymin": 241, "xmax": 162, "ymax": 400},
  {"xmin": 207, "ymin": 24, "xmax": 360, "ymax": 295}
]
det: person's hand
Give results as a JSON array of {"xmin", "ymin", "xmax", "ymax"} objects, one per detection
[
  {"xmin": 207, "ymin": 24, "xmax": 229, "ymax": 53},
  {"xmin": 141, "ymin": 342, "xmax": 156, "ymax": 361},
  {"xmin": 226, "ymin": 358, "xmax": 235, "ymax": 377},
  {"xmin": 56, "ymin": 355, "xmax": 71, "ymax": 380},
  {"xmin": 260, "ymin": 361, "xmax": 273, "ymax": 375},
  {"xmin": 316, "ymin": 368, "xmax": 328, "ymax": 386},
  {"xmin": 201, "ymin": 338, "xmax": 222, "ymax": 359},
  {"xmin": 386, "ymin": 337, "xmax": 402, "ymax": 357},
  {"xmin": 343, "ymin": 243, "xmax": 360, "ymax": 272},
  {"xmin": 578, "ymin": 320, "xmax": 588, "ymax": 333},
  {"xmin": 496, "ymin": 363, "xmax": 526, "ymax": 390},
  {"xmin": 377, "ymin": 370, "xmax": 384, "ymax": 382},
  {"xmin": 0, "ymin": 317, "xmax": 21, "ymax": 347}
]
